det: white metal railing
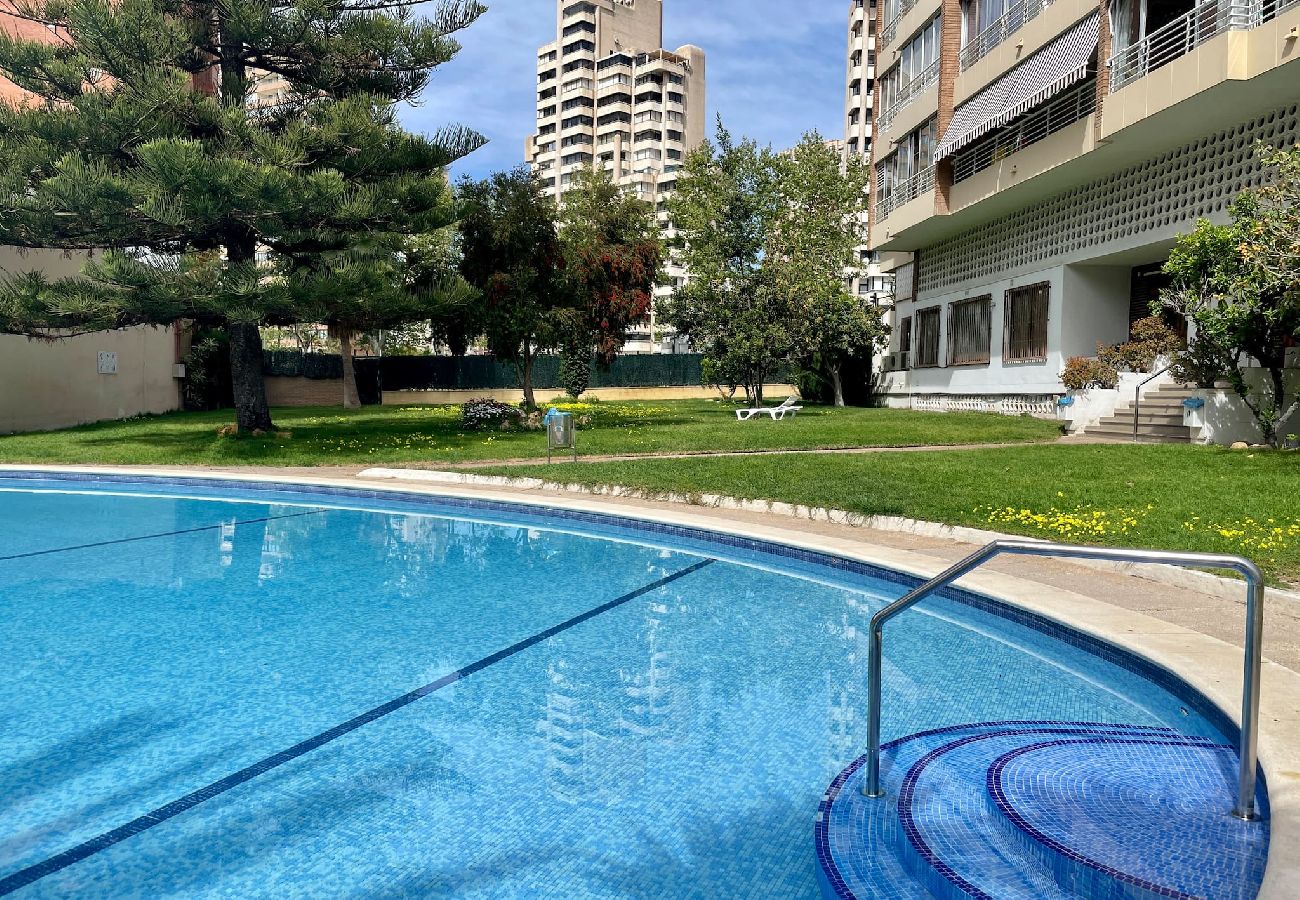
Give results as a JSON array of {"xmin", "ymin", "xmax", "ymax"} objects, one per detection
[
  {"xmin": 877, "ymin": 165, "xmax": 935, "ymax": 219},
  {"xmin": 1261, "ymin": 0, "xmax": 1300, "ymax": 18},
  {"xmin": 1109, "ymin": 0, "xmax": 1256, "ymax": 91},
  {"xmin": 881, "ymin": 0, "xmax": 922, "ymax": 47},
  {"xmin": 878, "ymin": 59, "xmax": 940, "ymax": 132},
  {"xmin": 960, "ymin": 0, "xmax": 1056, "ymax": 70},
  {"xmin": 861, "ymin": 538, "xmax": 1265, "ymax": 823},
  {"xmin": 952, "ymin": 77, "xmax": 1096, "ymax": 182}
]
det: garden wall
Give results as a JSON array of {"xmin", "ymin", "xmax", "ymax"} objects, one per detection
[
  {"xmin": 260, "ymin": 352, "xmax": 794, "ymax": 407},
  {"xmin": 0, "ymin": 325, "xmax": 182, "ymax": 434}
]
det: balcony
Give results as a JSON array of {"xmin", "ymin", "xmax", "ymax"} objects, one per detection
[
  {"xmin": 952, "ymin": 77, "xmax": 1096, "ymax": 182},
  {"xmin": 960, "ymin": 0, "xmax": 1057, "ymax": 70},
  {"xmin": 1108, "ymin": 0, "xmax": 1256, "ymax": 91},
  {"xmin": 881, "ymin": 0, "xmax": 922, "ymax": 46},
  {"xmin": 877, "ymin": 59, "xmax": 940, "ymax": 132},
  {"xmin": 876, "ymin": 165, "xmax": 935, "ymax": 220}
]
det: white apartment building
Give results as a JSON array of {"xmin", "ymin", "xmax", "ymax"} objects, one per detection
[
  {"xmin": 526, "ymin": 0, "xmax": 706, "ymax": 353},
  {"xmin": 867, "ymin": 0, "xmax": 1299, "ymax": 424},
  {"xmin": 845, "ymin": 0, "xmax": 897, "ymax": 310}
]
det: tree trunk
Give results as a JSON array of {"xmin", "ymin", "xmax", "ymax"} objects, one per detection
[
  {"xmin": 228, "ymin": 322, "xmax": 275, "ymax": 432},
  {"xmin": 829, "ymin": 361, "xmax": 845, "ymax": 407},
  {"xmin": 339, "ymin": 330, "xmax": 361, "ymax": 410},
  {"xmin": 752, "ymin": 379, "xmax": 764, "ymax": 407},
  {"xmin": 521, "ymin": 344, "xmax": 536, "ymax": 409}
]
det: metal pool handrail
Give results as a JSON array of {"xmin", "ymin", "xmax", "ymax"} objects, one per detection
[
  {"xmin": 862, "ymin": 539, "xmax": 1265, "ymax": 821},
  {"xmin": 1133, "ymin": 364, "xmax": 1172, "ymax": 442}
]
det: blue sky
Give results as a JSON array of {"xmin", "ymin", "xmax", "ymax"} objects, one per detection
[{"xmin": 400, "ymin": 0, "xmax": 850, "ymax": 181}]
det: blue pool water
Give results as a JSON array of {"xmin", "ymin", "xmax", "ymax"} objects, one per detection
[{"xmin": 0, "ymin": 474, "xmax": 1268, "ymax": 898}]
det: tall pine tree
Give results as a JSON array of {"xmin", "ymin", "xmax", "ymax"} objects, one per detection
[{"xmin": 0, "ymin": 0, "xmax": 484, "ymax": 430}]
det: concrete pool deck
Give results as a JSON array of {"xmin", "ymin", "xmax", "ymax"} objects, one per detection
[{"xmin": 8, "ymin": 463, "xmax": 1299, "ymax": 898}]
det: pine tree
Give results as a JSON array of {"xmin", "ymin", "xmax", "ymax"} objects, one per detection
[{"xmin": 0, "ymin": 0, "xmax": 485, "ymax": 430}]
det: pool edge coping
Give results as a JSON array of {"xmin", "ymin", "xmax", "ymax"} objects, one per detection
[{"xmin": 5, "ymin": 464, "xmax": 1298, "ymax": 899}]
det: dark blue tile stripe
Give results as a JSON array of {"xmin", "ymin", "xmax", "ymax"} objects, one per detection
[
  {"xmin": 0, "ymin": 558, "xmax": 714, "ymax": 896},
  {"xmin": 0, "ymin": 509, "xmax": 327, "ymax": 563}
]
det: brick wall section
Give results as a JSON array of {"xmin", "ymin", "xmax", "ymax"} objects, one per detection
[
  {"xmin": 933, "ymin": 0, "xmax": 964, "ymax": 217},
  {"xmin": 1095, "ymin": 0, "xmax": 1112, "ymax": 141},
  {"xmin": 264, "ymin": 377, "xmax": 345, "ymax": 407}
]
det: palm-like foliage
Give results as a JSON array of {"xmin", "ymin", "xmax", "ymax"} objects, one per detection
[{"xmin": 0, "ymin": 0, "xmax": 485, "ymax": 427}]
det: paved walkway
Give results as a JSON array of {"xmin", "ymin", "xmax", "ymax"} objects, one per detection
[{"xmin": 384, "ymin": 439, "xmax": 1069, "ymax": 470}]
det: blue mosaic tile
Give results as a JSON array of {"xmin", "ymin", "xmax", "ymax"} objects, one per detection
[
  {"xmin": 819, "ymin": 722, "xmax": 1269, "ymax": 900},
  {"xmin": 0, "ymin": 472, "xmax": 1270, "ymax": 898}
]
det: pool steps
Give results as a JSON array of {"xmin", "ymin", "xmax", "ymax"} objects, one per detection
[{"xmin": 817, "ymin": 721, "xmax": 1269, "ymax": 899}]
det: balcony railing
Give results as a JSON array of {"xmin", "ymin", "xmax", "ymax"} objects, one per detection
[
  {"xmin": 952, "ymin": 77, "xmax": 1096, "ymax": 183},
  {"xmin": 1262, "ymin": 0, "xmax": 1300, "ymax": 18},
  {"xmin": 1108, "ymin": 0, "xmax": 1255, "ymax": 91},
  {"xmin": 877, "ymin": 59, "xmax": 940, "ymax": 132},
  {"xmin": 880, "ymin": 0, "xmax": 921, "ymax": 47},
  {"xmin": 960, "ymin": 0, "xmax": 1056, "ymax": 70},
  {"xmin": 876, "ymin": 165, "xmax": 935, "ymax": 220}
]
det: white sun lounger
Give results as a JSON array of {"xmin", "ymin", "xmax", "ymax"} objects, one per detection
[{"xmin": 735, "ymin": 396, "xmax": 803, "ymax": 421}]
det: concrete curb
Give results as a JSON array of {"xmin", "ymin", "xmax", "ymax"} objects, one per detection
[{"xmin": 356, "ymin": 467, "xmax": 1300, "ymax": 610}]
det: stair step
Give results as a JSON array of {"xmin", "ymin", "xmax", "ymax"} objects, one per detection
[
  {"xmin": 1084, "ymin": 425, "xmax": 1192, "ymax": 441},
  {"xmin": 818, "ymin": 721, "xmax": 1268, "ymax": 900},
  {"xmin": 1098, "ymin": 415, "xmax": 1186, "ymax": 427}
]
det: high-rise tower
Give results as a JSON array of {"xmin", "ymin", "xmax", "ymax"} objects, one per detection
[{"xmin": 527, "ymin": 0, "xmax": 706, "ymax": 353}]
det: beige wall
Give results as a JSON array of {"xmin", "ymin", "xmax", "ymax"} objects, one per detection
[
  {"xmin": 379, "ymin": 385, "xmax": 798, "ymax": 406},
  {"xmin": 0, "ymin": 326, "xmax": 181, "ymax": 433}
]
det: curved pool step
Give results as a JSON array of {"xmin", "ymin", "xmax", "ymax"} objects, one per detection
[
  {"xmin": 816, "ymin": 721, "xmax": 1268, "ymax": 900},
  {"xmin": 989, "ymin": 737, "xmax": 1269, "ymax": 899}
]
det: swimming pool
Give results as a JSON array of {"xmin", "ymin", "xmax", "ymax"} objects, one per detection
[{"xmin": 0, "ymin": 473, "xmax": 1269, "ymax": 898}]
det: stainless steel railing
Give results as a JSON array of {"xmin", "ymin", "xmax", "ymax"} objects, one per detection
[
  {"xmin": 1132, "ymin": 364, "xmax": 1172, "ymax": 442},
  {"xmin": 876, "ymin": 165, "xmax": 936, "ymax": 220},
  {"xmin": 952, "ymin": 77, "xmax": 1096, "ymax": 183},
  {"xmin": 862, "ymin": 539, "xmax": 1265, "ymax": 821},
  {"xmin": 1108, "ymin": 0, "xmax": 1256, "ymax": 92}
]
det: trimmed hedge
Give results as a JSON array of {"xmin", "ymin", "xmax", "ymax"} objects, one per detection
[{"xmin": 263, "ymin": 351, "xmax": 713, "ymax": 392}]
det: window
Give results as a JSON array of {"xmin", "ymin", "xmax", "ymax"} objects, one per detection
[
  {"xmin": 947, "ymin": 296, "xmax": 992, "ymax": 365},
  {"xmin": 914, "ymin": 307, "xmax": 942, "ymax": 367},
  {"xmin": 875, "ymin": 118, "xmax": 937, "ymax": 207},
  {"xmin": 879, "ymin": 15, "xmax": 942, "ymax": 111},
  {"xmin": 898, "ymin": 315, "xmax": 913, "ymax": 366},
  {"xmin": 1004, "ymin": 282, "xmax": 1050, "ymax": 361}
]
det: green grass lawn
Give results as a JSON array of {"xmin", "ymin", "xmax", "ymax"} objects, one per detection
[
  {"xmin": 482, "ymin": 444, "xmax": 1300, "ymax": 584},
  {"xmin": 0, "ymin": 400, "xmax": 1060, "ymax": 467}
]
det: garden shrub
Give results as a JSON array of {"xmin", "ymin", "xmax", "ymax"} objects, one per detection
[
  {"xmin": 559, "ymin": 351, "xmax": 591, "ymax": 399},
  {"xmin": 461, "ymin": 398, "xmax": 524, "ymax": 431},
  {"xmin": 1096, "ymin": 316, "xmax": 1182, "ymax": 373},
  {"xmin": 1061, "ymin": 356, "xmax": 1120, "ymax": 391},
  {"xmin": 1170, "ymin": 337, "xmax": 1233, "ymax": 389}
]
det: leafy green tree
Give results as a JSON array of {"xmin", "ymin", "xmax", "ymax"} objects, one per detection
[
  {"xmin": 557, "ymin": 166, "xmax": 661, "ymax": 366},
  {"xmin": 0, "ymin": 0, "xmax": 484, "ymax": 430},
  {"xmin": 773, "ymin": 134, "xmax": 885, "ymax": 406},
  {"xmin": 663, "ymin": 122, "xmax": 788, "ymax": 405},
  {"xmin": 408, "ymin": 227, "xmax": 481, "ymax": 357},
  {"xmin": 457, "ymin": 167, "xmax": 566, "ymax": 409},
  {"xmin": 1162, "ymin": 146, "xmax": 1300, "ymax": 447}
]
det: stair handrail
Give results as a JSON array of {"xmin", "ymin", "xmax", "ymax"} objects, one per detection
[
  {"xmin": 862, "ymin": 538, "xmax": 1265, "ymax": 821},
  {"xmin": 1133, "ymin": 364, "xmax": 1172, "ymax": 442}
]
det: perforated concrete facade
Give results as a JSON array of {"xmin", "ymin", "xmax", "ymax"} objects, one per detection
[{"xmin": 919, "ymin": 103, "xmax": 1300, "ymax": 294}]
